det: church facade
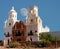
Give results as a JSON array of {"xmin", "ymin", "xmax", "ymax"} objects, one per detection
[{"xmin": 4, "ymin": 6, "xmax": 50, "ymax": 47}]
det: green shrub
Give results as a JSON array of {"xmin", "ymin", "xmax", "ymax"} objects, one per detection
[
  {"xmin": 35, "ymin": 41, "xmax": 51, "ymax": 48},
  {"xmin": 9, "ymin": 41, "xmax": 20, "ymax": 48},
  {"xmin": 9, "ymin": 42, "xmax": 14, "ymax": 48}
]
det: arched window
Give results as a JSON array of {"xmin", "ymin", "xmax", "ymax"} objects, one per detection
[
  {"xmin": 31, "ymin": 19, "xmax": 33, "ymax": 23},
  {"xmin": 6, "ymin": 32, "xmax": 10, "ymax": 37},
  {"xmin": 35, "ymin": 30, "xmax": 37, "ymax": 33},
  {"xmin": 8, "ymin": 32, "xmax": 9, "ymax": 36},
  {"xmin": 28, "ymin": 30, "xmax": 33, "ymax": 36},
  {"xmin": 30, "ymin": 30, "xmax": 33, "ymax": 35},
  {"xmin": 9, "ymin": 23, "xmax": 11, "ymax": 26},
  {"xmin": 16, "ymin": 31, "xmax": 22, "ymax": 36}
]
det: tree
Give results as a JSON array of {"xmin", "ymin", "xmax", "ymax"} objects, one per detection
[
  {"xmin": 39, "ymin": 33, "xmax": 60, "ymax": 47},
  {"xmin": 39, "ymin": 33, "xmax": 59, "ymax": 41}
]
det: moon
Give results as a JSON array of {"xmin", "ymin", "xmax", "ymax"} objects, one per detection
[{"xmin": 20, "ymin": 8, "xmax": 28, "ymax": 17}]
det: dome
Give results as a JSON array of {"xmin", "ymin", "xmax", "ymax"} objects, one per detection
[
  {"xmin": 9, "ymin": 6, "xmax": 17, "ymax": 14},
  {"xmin": 8, "ymin": 6, "xmax": 17, "ymax": 20}
]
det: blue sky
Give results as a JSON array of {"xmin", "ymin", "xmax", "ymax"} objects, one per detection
[{"xmin": 0, "ymin": 0, "xmax": 60, "ymax": 40}]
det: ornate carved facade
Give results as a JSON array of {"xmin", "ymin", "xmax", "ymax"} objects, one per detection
[{"xmin": 12, "ymin": 21, "xmax": 26, "ymax": 42}]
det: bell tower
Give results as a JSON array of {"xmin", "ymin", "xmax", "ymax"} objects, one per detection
[
  {"xmin": 29, "ymin": 6, "xmax": 38, "ymax": 16},
  {"xmin": 26, "ymin": 6, "xmax": 39, "ymax": 25},
  {"xmin": 4, "ymin": 6, "xmax": 17, "ymax": 47},
  {"xmin": 7, "ymin": 6, "xmax": 17, "ymax": 27},
  {"xmin": 8, "ymin": 6, "xmax": 17, "ymax": 20},
  {"xmin": 26, "ymin": 6, "xmax": 41, "ymax": 41}
]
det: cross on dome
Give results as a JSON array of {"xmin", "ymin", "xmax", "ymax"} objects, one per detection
[
  {"xmin": 12, "ymin": 6, "xmax": 14, "ymax": 10},
  {"xmin": 10, "ymin": 6, "xmax": 17, "ymax": 13}
]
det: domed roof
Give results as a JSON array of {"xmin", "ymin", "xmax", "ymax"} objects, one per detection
[{"xmin": 9, "ymin": 6, "xmax": 17, "ymax": 14}]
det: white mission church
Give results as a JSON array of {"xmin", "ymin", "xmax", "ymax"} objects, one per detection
[{"xmin": 4, "ymin": 6, "xmax": 50, "ymax": 47}]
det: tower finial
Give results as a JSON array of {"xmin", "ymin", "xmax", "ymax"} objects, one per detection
[{"xmin": 12, "ymin": 6, "xmax": 14, "ymax": 10}]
